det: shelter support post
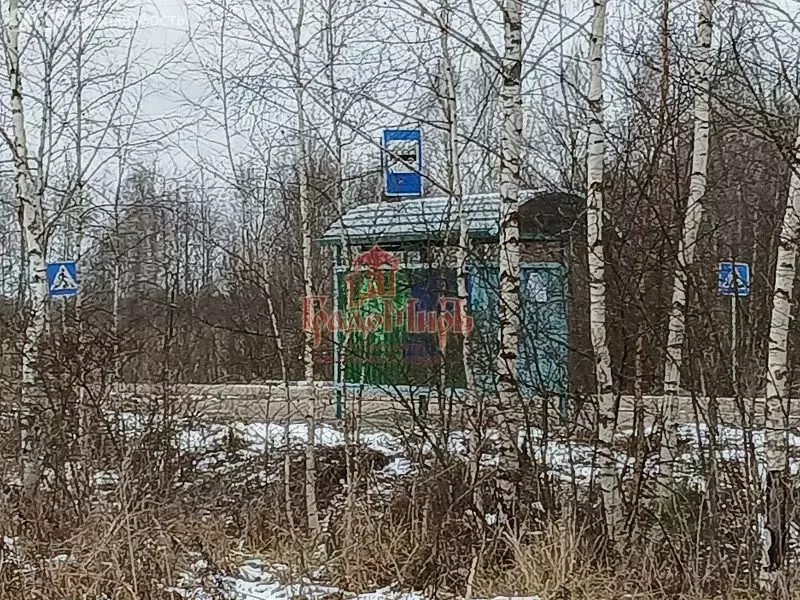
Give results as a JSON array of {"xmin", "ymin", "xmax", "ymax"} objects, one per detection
[{"xmin": 334, "ymin": 244, "xmax": 343, "ymax": 419}]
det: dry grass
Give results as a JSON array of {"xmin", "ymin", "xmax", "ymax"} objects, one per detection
[
  {"xmin": 0, "ymin": 497, "xmax": 241, "ymax": 599},
  {"xmin": 3, "ymin": 491, "xmax": 800, "ymax": 600},
  {"xmin": 0, "ymin": 404, "xmax": 796, "ymax": 600},
  {"xmin": 473, "ymin": 522, "xmax": 620, "ymax": 600},
  {"xmin": 326, "ymin": 502, "xmax": 419, "ymax": 592}
]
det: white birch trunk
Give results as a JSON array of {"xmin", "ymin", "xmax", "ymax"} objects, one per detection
[
  {"xmin": 263, "ymin": 272, "xmax": 297, "ymax": 535},
  {"xmin": 6, "ymin": 0, "xmax": 48, "ymax": 496},
  {"xmin": 111, "ymin": 131, "xmax": 125, "ymax": 385},
  {"xmin": 74, "ymin": 13, "xmax": 91, "ymax": 463},
  {"xmin": 496, "ymin": 0, "xmax": 523, "ymax": 520},
  {"xmin": 112, "ymin": 261, "xmax": 121, "ymax": 379},
  {"xmin": 586, "ymin": 0, "xmax": 621, "ymax": 542},
  {"xmin": 298, "ymin": 103, "xmax": 320, "ymax": 537},
  {"xmin": 293, "ymin": 0, "xmax": 319, "ymax": 535},
  {"xmin": 439, "ymin": 0, "xmax": 479, "ymax": 497},
  {"xmin": 759, "ymin": 120, "xmax": 800, "ymax": 590},
  {"xmin": 326, "ymin": 0, "xmax": 356, "ymax": 542},
  {"xmin": 660, "ymin": 0, "xmax": 714, "ymax": 485},
  {"xmin": 75, "ymin": 202, "xmax": 89, "ymax": 462},
  {"xmin": 298, "ymin": 112, "xmax": 319, "ymax": 537}
]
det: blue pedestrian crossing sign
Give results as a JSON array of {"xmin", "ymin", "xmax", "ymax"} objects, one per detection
[
  {"xmin": 383, "ymin": 128, "xmax": 422, "ymax": 196},
  {"xmin": 718, "ymin": 262, "xmax": 750, "ymax": 296},
  {"xmin": 47, "ymin": 262, "xmax": 78, "ymax": 297}
]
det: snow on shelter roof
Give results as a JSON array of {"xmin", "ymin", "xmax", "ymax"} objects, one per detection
[{"xmin": 319, "ymin": 188, "xmax": 584, "ymax": 245}]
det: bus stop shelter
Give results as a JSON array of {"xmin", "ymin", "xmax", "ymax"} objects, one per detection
[{"xmin": 317, "ymin": 188, "xmax": 584, "ymax": 414}]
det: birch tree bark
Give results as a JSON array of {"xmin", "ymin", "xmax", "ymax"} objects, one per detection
[
  {"xmin": 759, "ymin": 120, "xmax": 800, "ymax": 591},
  {"xmin": 5, "ymin": 0, "xmax": 49, "ymax": 497},
  {"xmin": 438, "ymin": 0, "xmax": 479, "ymax": 500},
  {"xmin": 586, "ymin": 0, "xmax": 621, "ymax": 543},
  {"xmin": 298, "ymin": 88, "xmax": 320, "ymax": 539},
  {"xmin": 496, "ymin": 0, "xmax": 522, "ymax": 521},
  {"xmin": 325, "ymin": 0, "xmax": 356, "ymax": 544},
  {"xmin": 262, "ymin": 273, "xmax": 298, "ymax": 536},
  {"xmin": 660, "ymin": 0, "xmax": 714, "ymax": 485},
  {"xmin": 74, "ymin": 6, "xmax": 91, "ymax": 463},
  {"xmin": 293, "ymin": 0, "xmax": 320, "ymax": 537},
  {"xmin": 111, "ymin": 135, "xmax": 125, "ymax": 384}
]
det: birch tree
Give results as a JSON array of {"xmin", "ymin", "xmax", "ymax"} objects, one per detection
[
  {"xmin": 187, "ymin": 0, "xmax": 331, "ymax": 535},
  {"xmin": 759, "ymin": 119, "xmax": 800, "ymax": 591},
  {"xmin": 495, "ymin": 0, "xmax": 522, "ymax": 520},
  {"xmin": 436, "ymin": 0, "xmax": 480, "ymax": 496},
  {"xmin": 325, "ymin": 0, "xmax": 356, "ymax": 545},
  {"xmin": 660, "ymin": 0, "xmax": 714, "ymax": 484},
  {"xmin": 4, "ymin": 0, "xmax": 49, "ymax": 497},
  {"xmin": 291, "ymin": 0, "xmax": 320, "ymax": 538},
  {"xmin": 585, "ymin": 0, "xmax": 621, "ymax": 542}
]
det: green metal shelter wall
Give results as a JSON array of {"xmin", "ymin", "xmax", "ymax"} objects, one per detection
[
  {"xmin": 336, "ymin": 262, "xmax": 567, "ymax": 395},
  {"xmin": 469, "ymin": 262, "xmax": 568, "ymax": 397},
  {"xmin": 338, "ymin": 267, "xmax": 466, "ymax": 389}
]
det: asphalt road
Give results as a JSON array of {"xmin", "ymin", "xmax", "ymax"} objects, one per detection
[{"xmin": 112, "ymin": 382, "xmax": 797, "ymax": 431}]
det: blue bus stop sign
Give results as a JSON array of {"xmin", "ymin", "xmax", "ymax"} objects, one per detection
[{"xmin": 383, "ymin": 129, "xmax": 422, "ymax": 196}]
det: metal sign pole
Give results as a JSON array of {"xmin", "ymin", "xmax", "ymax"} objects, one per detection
[
  {"xmin": 719, "ymin": 261, "xmax": 749, "ymax": 397},
  {"xmin": 731, "ymin": 292, "xmax": 737, "ymax": 393}
]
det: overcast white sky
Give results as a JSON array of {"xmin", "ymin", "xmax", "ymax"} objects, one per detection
[
  {"xmin": 6, "ymin": 0, "xmax": 800, "ymax": 198},
  {"xmin": 120, "ymin": 0, "xmax": 800, "ymax": 163},
  {"xmin": 0, "ymin": 0, "xmax": 796, "ymax": 273}
]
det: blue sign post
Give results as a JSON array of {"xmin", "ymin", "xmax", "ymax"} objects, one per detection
[
  {"xmin": 383, "ymin": 129, "xmax": 422, "ymax": 196},
  {"xmin": 718, "ymin": 261, "xmax": 750, "ymax": 392},
  {"xmin": 47, "ymin": 261, "xmax": 78, "ymax": 297}
]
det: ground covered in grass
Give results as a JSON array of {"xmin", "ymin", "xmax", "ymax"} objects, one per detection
[{"xmin": 2, "ymin": 404, "xmax": 799, "ymax": 599}]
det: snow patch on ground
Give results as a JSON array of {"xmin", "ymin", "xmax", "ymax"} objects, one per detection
[
  {"xmin": 2, "ymin": 536, "xmax": 17, "ymax": 558},
  {"xmin": 178, "ymin": 422, "xmax": 404, "ymax": 457},
  {"xmin": 361, "ymin": 431, "xmax": 405, "ymax": 456},
  {"xmin": 170, "ymin": 557, "xmax": 538, "ymax": 600},
  {"xmin": 382, "ymin": 457, "xmax": 413, "ymax": 477},
  {"xmin": 110, "ymin": 406, "xmax": 800, "ymax": 491}
]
